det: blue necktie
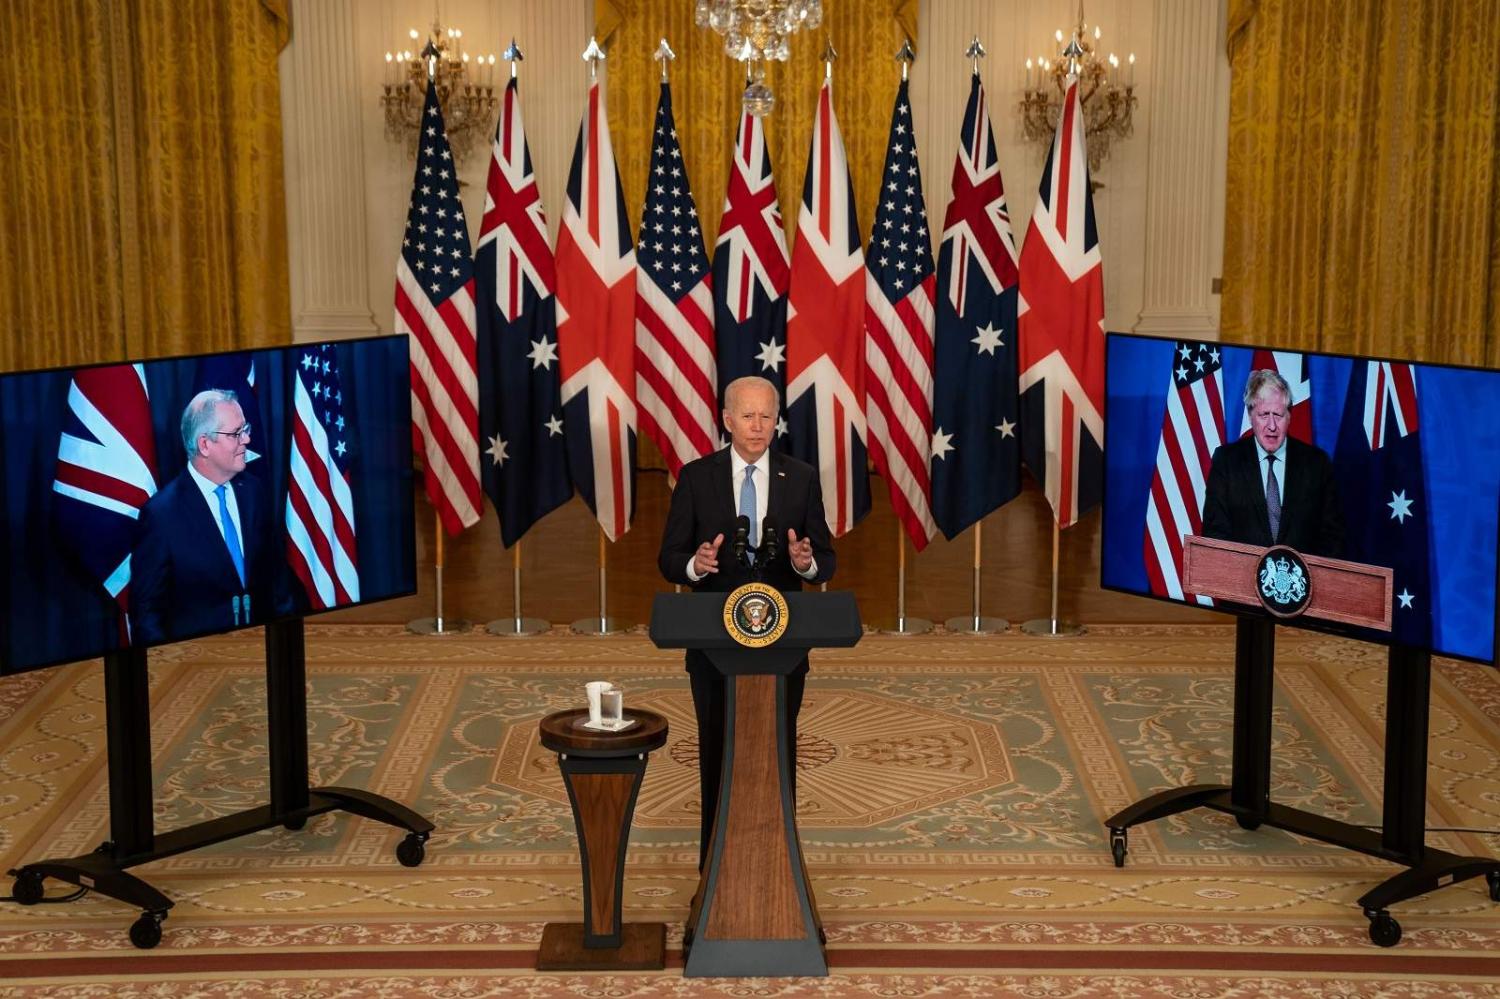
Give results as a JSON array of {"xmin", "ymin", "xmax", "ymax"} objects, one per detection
[
  {"xmin": 215, "ymin": 484, "xmax": 246, "ymax": 587},
  {"xmin": 739, "ymin": 464, "xmax": 758, "ymax": 560}
]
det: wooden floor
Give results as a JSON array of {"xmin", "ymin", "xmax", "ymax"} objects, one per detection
[{"xmin": 339, "ymin": 472, "xmax": 1217, "ymax": 631}]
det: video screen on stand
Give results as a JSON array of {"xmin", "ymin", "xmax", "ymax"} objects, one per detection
[
  {"xmin": 0, "ymin": 335, "xmax": 416, "ymax": 675},
  {"xmin": 1102, "ymin": 332, "xmax": 1500, "ymax": 664}
]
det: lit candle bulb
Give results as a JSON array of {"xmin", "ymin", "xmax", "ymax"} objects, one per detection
[
  {"xmin": 409, "ymin": 28, "xmax": 418, "ymax": 40},
  {"xmin": 1025, "ymin": 57, "xmax": 1034, "ymax": 89},
  {"xmin": 384, "ymin": 50, "xmax": 393, "ymax": 86},
  {"xmin": 1128, "ymin": 52, "xmax": 1136, "ymax": 87},
  {"xmin": 1095, "ymin": 25, "xmax": 1101, "ymax": 40},
  {"xmin": 1054, "ymin": 28, "xmax": 1063, "ymax": 43}
]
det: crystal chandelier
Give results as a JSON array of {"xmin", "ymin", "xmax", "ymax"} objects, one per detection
[
  {"xmin": 1017, "ymin": 5, "xmax": 1138, "ymax": 175},
  {"xmin": 380, "ymin": 21, "xmax": 498, "ymax": 163},
  {"xmin": 694, "ymin": 0, "xmax": 824, "ymax": 115}
]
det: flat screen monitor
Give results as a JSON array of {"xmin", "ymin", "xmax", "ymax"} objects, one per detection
[
  {"xmin": 1102, "ymin": 332, "xmax": 1500, "ymax": 665},
  {"xmin": 0, "ymin": 335, "xmax": 416, "ymax": 675}
]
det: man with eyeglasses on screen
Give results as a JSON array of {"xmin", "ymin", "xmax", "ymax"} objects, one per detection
[
  {"xmin": 1201, "ymin": 369, "xmax": 1345, "ymax": 559},
  {"xmin": 131, "ymin": 389, "xmax": 276, "ymax": 646}
]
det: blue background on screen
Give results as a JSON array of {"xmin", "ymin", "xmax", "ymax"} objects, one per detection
[{"xmin": 1104, "ymin": 334, "xmax": 1500, "ymax": 663}]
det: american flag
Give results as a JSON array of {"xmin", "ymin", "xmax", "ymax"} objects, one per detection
[
  {"xmin": 286, "ymin": 345, "xmax": 359, "ymax": 609},
  {"xmin": 475, "ymin": 77, "xmax": 573, "ymax": 548},
  {"xmin": 931, "ymin": 70, "xmax": 1022, "ymax": 539},
  {"xmin": 785, "ymin": 78, "xmax": 870, "ymax": 537},
  {"xmin": 1017, "ymin": 76, "xmax": 1105, "ymax": 529},
  {"xmin": 1334, "ymin": 360, "xmax": 1429, "ymax": 647},
  {"xmin": 1240, "ymin": 349, "xmax": 1313, "ymax": 444},
  {"xmin": 865, "ymin": 78, "xmax": 937, "ymax": 550},
  {"xmin": 396, "ymin": 80, "xmax": 481, "ymax": 537},
  {"xmin": 713, "ymin": 103, "xmax": 790, "ymax": 424},
  {"xmin": 1144, "ymin": 341, "xmax": 1225, "ymax": 603},
  {"xmin": 634, "ymin": 81, "xmax": 717, "ymax": 478},
  {"xmin": 557, "ymin": 78, "xmax": 638, "ymax": 541},
  {"xmin": 52, "ymin": 364, "xmax": 158, "ymax": 637}
]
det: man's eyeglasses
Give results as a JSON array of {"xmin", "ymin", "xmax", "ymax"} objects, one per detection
[{"xmin": 209, "ymin": 423, "xmax": 252, "ymax": 441}]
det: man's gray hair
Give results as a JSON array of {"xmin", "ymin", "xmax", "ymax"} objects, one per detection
[
  {"xmin": 723, "ymin": 375, "xmax": 780, "ymax": 415},
  {"xmin": 1243, "ymin": 369, "xmax": 1291, "ymax": 412},
  {"xmin": 181, "ymin": 389, "xmax": 239, "ymax": 455}
]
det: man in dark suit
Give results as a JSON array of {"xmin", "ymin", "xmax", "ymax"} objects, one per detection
[
  {"xmin": 658, "ymin": 375, "xmax": 836, "ymax": 868},
  {"xmin": 1201, "ymin": 369, "xmax": 1345, "ymax": 558},
  {"xmin": 132, "ymin": 389, "xmax": 275, "ymax": 645}
]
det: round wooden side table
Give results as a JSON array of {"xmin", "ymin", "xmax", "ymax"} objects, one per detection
[{"xmin": 536, "ymin": 707, "xmax": 668, "ymax": 971}]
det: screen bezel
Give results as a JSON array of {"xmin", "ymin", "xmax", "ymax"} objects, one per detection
[{"xmin": 1100, "ymin": 331, "xmax": 1500, "ymax": 667}]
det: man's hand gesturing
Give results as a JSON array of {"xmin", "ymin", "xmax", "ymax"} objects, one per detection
[
  {"xmin": 788, "ymin": 528, "xmax": 814, "ymax": 574},
  {"xmin": 694, "ymin": 533, "xmax": 725, "ymax": 576}
]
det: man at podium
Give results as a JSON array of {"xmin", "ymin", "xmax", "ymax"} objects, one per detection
[
  {"xmin": 657, "ymin": 375, "xmax": 835, "ymax": 867},
  {"xmin": 1201, "ymin": 369, "xmax": 1345, "ymax": 558}
]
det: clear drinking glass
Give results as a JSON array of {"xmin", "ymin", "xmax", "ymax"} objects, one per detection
[{"xmin": 601, "ymin": 687, "xmax": 624, "ymax": 725}]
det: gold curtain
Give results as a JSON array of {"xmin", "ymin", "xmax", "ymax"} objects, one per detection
[
  {"xmin": 1222, "ymin": 0, "xmax": 1500, "ymax": 367},
  {"xmin": 597, "ymin": 0, "xmax": 913, "ymax": 257},
  {"xmin": 0, "ymin": 0, "xmax": 291, "ymax": 372}
]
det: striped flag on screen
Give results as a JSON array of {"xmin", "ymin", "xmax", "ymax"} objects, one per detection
[
  {"xmin": 865, "ymin": 78, "xmax": 937, "ymax": 550},
  {"xmin": 1239, "ymin": 349, "xmax": 1313, "ymax": 444},
  {"xmin": 396, "ymin": 80, "xmax": 481, "ymax": 536},
  {"xmin": 634, "ymin": 81, "xmax": 717, "ymax": 478},
  {"xmin": 785, "ymin": 77, "xmax": 870, "ymax": 537},
  {"xmin": 286, "ymin": 345, "xmax": 359, "ymax": 609},
  {"xmin": 1144, "ymin": 341, "xmax": 1224, "ymax": 603},
  {"xmin": 52, "ymin": 364, "xmax": 159, "ymax": 637}
]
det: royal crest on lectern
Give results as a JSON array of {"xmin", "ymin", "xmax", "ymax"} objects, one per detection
[
  {"xmin": 724, "ymin": 582, "xmax": 790, "ymax": 647},
  {"xmin": 1256, "ymin": 546, "xmax": 1312, "ymax": 617}
]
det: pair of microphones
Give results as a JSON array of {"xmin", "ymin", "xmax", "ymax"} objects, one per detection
[{"xmin": 731, "ymin": 514, "xmax": 779, "ymax": 567}]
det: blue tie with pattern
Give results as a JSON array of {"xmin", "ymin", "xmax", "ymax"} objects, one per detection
[
  {"xmin": 215, "ymin": 484, "xmax": 247, "ymax": 587},
  {"xmin": 739, "ymin": 464, "xmax": 758, "ymax": 561}
]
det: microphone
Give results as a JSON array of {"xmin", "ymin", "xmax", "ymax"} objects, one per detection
[
  {"xmin": 760, "ymin": 518, "xmax": 780, "ymax": 564},
  {"xmin": 732, "ymin": 515, "xmax": 750, "ymax": 564}
]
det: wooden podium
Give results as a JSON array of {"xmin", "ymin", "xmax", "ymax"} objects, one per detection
[
  {"xmin": 649, "ymin": 591, "xmax": 861, "ymax": 978},
  {"xmin": 1107, "ymin": 536, "xmax": 1500, "ymax": 947}
]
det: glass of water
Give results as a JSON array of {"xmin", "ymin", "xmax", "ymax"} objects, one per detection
[{"xmin": 601, "ymin": 686, "xmax": 624, "ymax": 726}]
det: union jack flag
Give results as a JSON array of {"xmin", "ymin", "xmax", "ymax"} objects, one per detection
[
  {"xmin": 396, "ymin": 80, "xmax": 481, "ymax": 536},
  {"xmin": 713, "ymin": 103, "xmax": 789, "ymax": 424},
  {"xmin": 785, "ymin": 78, "xmax": 869, "ymax": 537},
  {"xmin": 1144, "ymin": 342, "xmax": 1225, "ymax": 603},
  {"xmin": 931, "ymin": 71, "xmax": 1022, "ymax": 539},
  {"xmin": 476, "ymin": 77, "xmax": 573, "ymax": 547},
  {"xmin": 865, "ymin": 79, "xmax": 937, "ymax": 550},
  {"xmin": 557, "ymin": 77, "xmax": 637, "ymax": 541},
  {"xmin": 1334, "ymin": 360, "xmax": 1429, "ymax": 647},
  {"xmin": 1240, "ymin": 349, "xmax": 1313, "ymax": 444},
  {"xmin": 634, "ymin": 81, "xmax": 717, "ymax": 478},
  {"xmin": 1018, "ymin": 76, "xmax": 1105, "ymax": 529},
  {"xmin": 286, "ymin": 345, "xmax": 359, "ymax": 609},
  {"xmin": 52, "ymin": 364, "xmax": 159, "ymax": 638}
]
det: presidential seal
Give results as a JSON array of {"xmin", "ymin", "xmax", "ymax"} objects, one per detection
[
  {"xmin": 723, "ymin": 581, "xmax": 790, "ymax": 647},
  {"xmin": 1256, "ymin": 545, "xmax": 1312, "ymax": 617}
]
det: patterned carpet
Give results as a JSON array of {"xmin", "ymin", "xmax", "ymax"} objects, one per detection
[{"xmin": 1, "ymin": 622, "xmax": 1498, "ymax": 997}]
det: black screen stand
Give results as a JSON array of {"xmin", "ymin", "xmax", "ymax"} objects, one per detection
[
  {"xmin": 1104, "ymin": 617, "xmax": 1500, "ymax": 946},
  {"xmin": 5, "ymin": 618, "xmax": 433, "ymax": 948}
]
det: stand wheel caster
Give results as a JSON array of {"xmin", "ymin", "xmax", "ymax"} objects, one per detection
[
  {"xmin": 1235, "ymin": 815, "xmax": 1261, "ymax": 831},
  {"xmin": 282, "ymin": 816, "xmax": 307, "ymax": 831},
  {"xmin": 1486, "ymin": 871, "xmax": 1500, "ymax": 903},
  {"xmin": 129, "ymin": 911, "xmax": 165, "ymax": 950},
  {"xmin": 1109, "ymin": 828, "xmax": 1127, "ymax": 868},
  {"xmin": 396, "ymin": 832, "xmax": 427, "ymax": 868},
  {"xmin": 11, "ymin": 871, "xmax": 44, "ymax": 906},
  {"xmin": 1366, "ymin": 909, "xmax": 1401, "ymax": 948}
]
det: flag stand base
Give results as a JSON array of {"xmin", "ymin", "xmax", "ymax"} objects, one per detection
[
  {"xmin": 488, "ymin": 617, "xmax": 550, "ymax": 637},
  {"xmin": 571, "ymin": 618, "xmax": 626, "ymax": 637},
  {"xmin": 874, "ymin": 616, "xmax": 934, "ymax": 636},
  {"xmin": 408, "ymin": 616, "xmax": 472, "ymax": 635},
  {"xmin": 945, "ymin": 616, "xmax": 1009, "ymax": 635},
  {"xmin": 1020, "ymin": 618, "xmax": 1084, "ymax": 637}
]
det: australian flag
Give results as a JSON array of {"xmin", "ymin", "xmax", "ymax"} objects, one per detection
[
  {"xmin": 931, "ymin": 71, "xmax": 1022, "ymax": 538},
  {"xmin": 712, "ymin": 104, "xmax": 790, "ymax": 429},
  {"xmin": 475, "ymin": 77, "xmax": 572, "ymax": 547},
  {"xmin": 1334, "ymin": 360, "xmax": 1431, "ymax": 648}
]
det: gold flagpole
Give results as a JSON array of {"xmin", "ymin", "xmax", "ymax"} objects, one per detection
[
  {"xmin": 945, "ymin": 521, "xmax": 1007, "ymax": 634},
  {"xmin": 410, "ymin": 509, "xmax": 470, "ymax": 634},
  {"xmin": 487, "ymin": 539, "xmax": 549, "ymax": 636},
  {"xmin": 1023, "ymin": 519, "xmax": 1082, "ymax": 636}
]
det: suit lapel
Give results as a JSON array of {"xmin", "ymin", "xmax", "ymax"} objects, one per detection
[
  {"xmin": 1240, "ymin": 440, "xmax": 1273, "ymax": 544},
  {"xmin": 710, "ymin": 448, "xmax": 736, "ymax": 528},
  {"xmin": 184, "ymin": 472, "xmax": 241, "ymax": 584},
  {"xmin": 766, "ymin": 451, "xmax": 786, "ymax": 531}
]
